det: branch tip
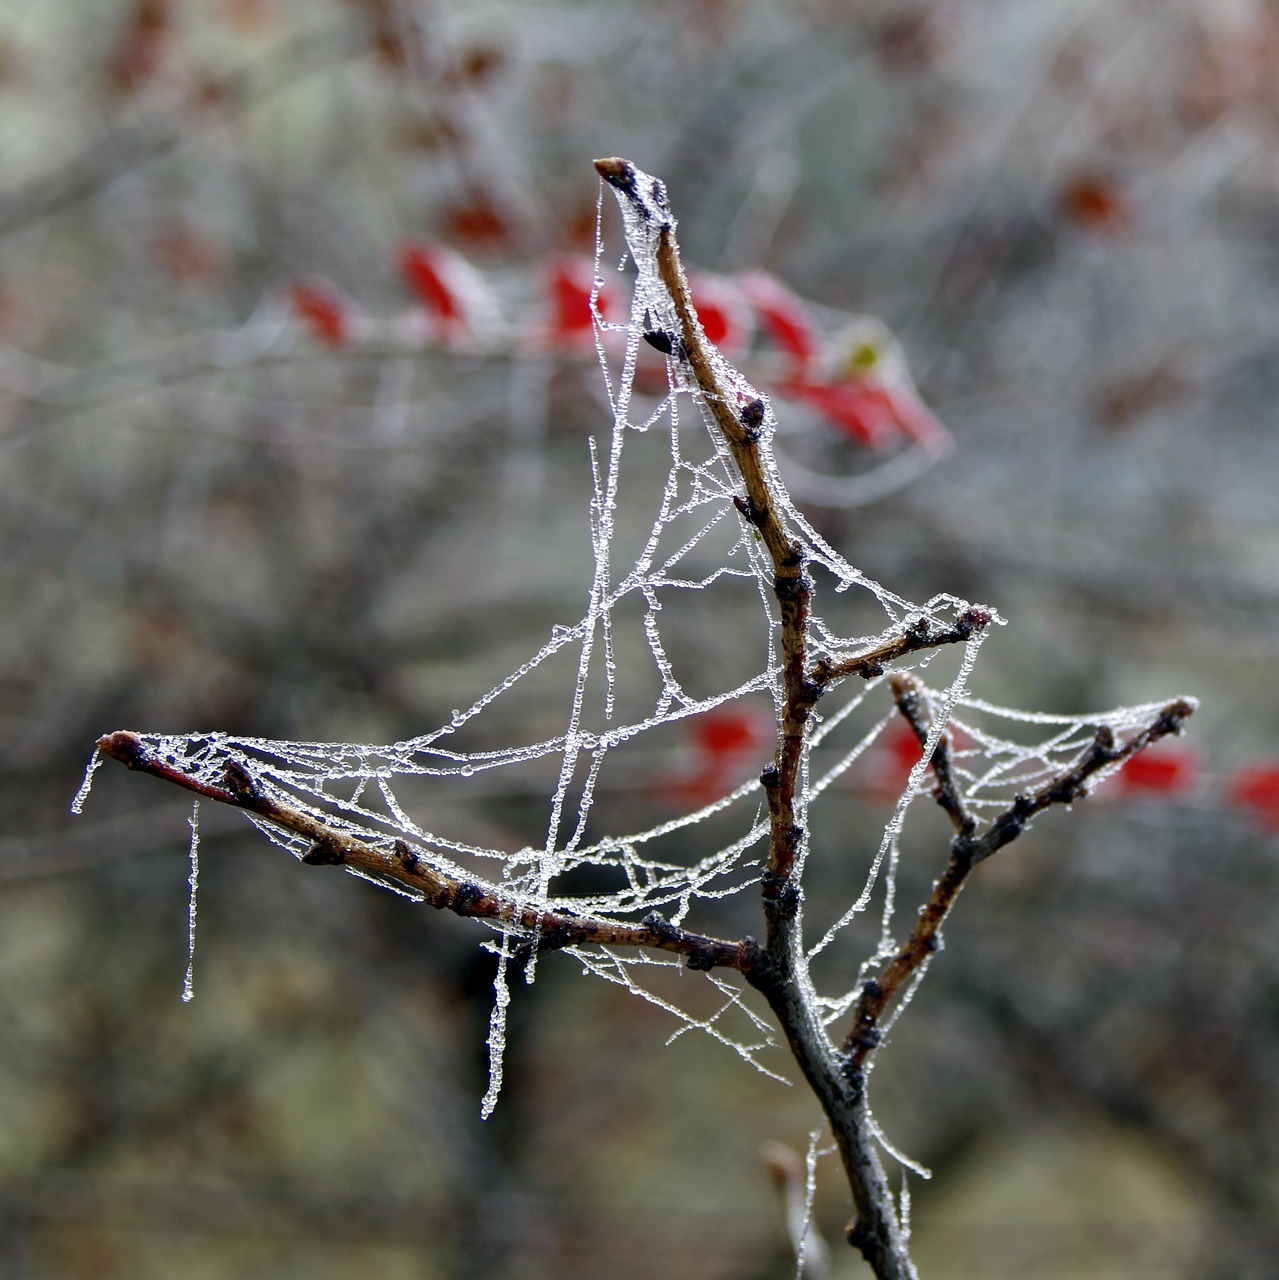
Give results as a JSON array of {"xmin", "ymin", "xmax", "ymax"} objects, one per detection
[
  {"xmin": 592, "ymin": 156, "xmax": 634, "ymax": 187},
  {"xmin": 97, "ymin": 729, "xmax": 147, "ymax": 768}
]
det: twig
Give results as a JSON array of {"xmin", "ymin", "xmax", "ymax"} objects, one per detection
[
  {"xmin": 96, "ymin": 730, "xmax": 752, "ymax": 975},
  {"xmin": 841, "ymin": 679, "xmax": 1196, "ymax": 1067},
  {"xmin": 813, "ymin": 606, "xmax": 993, "ymax": 685}
]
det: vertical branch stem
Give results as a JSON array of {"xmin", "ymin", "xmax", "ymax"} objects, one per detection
[{"xmin": 595, "ymin": 157, "xmax": 917, "ymax": 1280}]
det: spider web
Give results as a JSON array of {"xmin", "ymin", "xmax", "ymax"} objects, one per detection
[{"xmin": 81, "ymin": 168, "xmax": 1176, "ymax": 1120}]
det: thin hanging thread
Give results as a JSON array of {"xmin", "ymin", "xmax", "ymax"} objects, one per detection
[{"xmin": 182, "ymin": 800, "xmax": 200, "ymax": 1003}]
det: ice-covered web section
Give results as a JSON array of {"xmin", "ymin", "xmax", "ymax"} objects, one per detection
[{"xmin": 80, "ymin": 171, "xmax": 1174, "ymax": 1119}]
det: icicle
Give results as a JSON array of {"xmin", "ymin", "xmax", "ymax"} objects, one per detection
[
  {"xmin": 181, "ymin": 800, "xmax": 200, "ymax": 1003},
  {"xmin": 793, "ymin": 1128, "xmax": 823, "ymax": 1279},
  {"xmin": 70, "ymin": 746, "xmax": 103, "ymax": 815},
  {"xmin": 480, "ymin": 937, "xmax": 512, "ymax": 1118}
]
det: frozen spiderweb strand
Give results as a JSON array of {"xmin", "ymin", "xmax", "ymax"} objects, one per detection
[
  {"xmin": 70, "ymin": 746, "xmax": 103, "ymax": 815},
  {"xmin": 182, "ymin": 800, "xmax": 200, "ymax": 1003},
  {"xmin": 793, "ymin": 1127, "xmax": 827, "ymax": 1280},
  {"xmin": 480, "ymin": 939, "xmax": 512, "ymax": 1119}
]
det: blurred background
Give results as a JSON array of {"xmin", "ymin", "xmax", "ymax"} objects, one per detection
[{"xmin": 1, "ymin": 0, "xmax": 1277, "ymax": 1276}]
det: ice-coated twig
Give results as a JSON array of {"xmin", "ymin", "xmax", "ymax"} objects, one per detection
[
  {"xmin": 96, "ymin": 730, "xmax": 754, "ymax": 975},
  {"xmin": 841, "ymin": 674, "xmax": 1197, "ymax": 1068}
]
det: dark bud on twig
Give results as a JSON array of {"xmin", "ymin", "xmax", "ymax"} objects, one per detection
[
  {"xmin": 593, "ymin": 156, "xmax": 637, "ymax": 196},
  {"xmin": 740, "ymin": 397, "xmax": 766, "ymax": 441},
  {"xmin": 841, "ymin": 1057, "xmax": 867, "ymax": 1094},
  {"xmin": 593, "ymin": 158, "xmax": 670, "ymax": 226},
  {"xmin": 956, "ymin": 604, "xmax": 993, "ymax": 636},
  {"xmin": 301, "ymin": 834, "xmax": 346, "ymax": 866},
  {"xmin": 846, "ymin": 1219, "xmax": 883, "ymax": 1254},
  {"xmin": 643, "ymin": 328, "xmax": 674, "ymax": 355},
  {"xmin": 97, "ymin": 730, "xmax": 147, "ymax": 770},
  {"xmin": 511, "ymin": 924, "xmax": 574, "ymax": 966},
  {"xmin": 950, "ymin": 833, "xmax": 977, "ymax": 869},
  {"xmin": 848, "ymin": 1024, "xmax": 883, "ymax": 1051},
  {"xmin": 773, "ymin": 572, "xmax": 810, "ymax": 603},
  {"xmin": 450, "ymin": 881, "xmax": 484, "ymax": 913},
  {"xmin": 798, "ymin": 679, "xmax": 825, "ymax": 706},
  {"xmin": 394, "ymin": 839, "xmax": 420, "ymax": 872},
  {"xmin": 733, "ymin": 493, "xmax": 769, "ymax": 528},
  {"xmin": 641, "ymin": 910, "xmax": 680, "ymax": 943},
  {"xmin": 222, "ymin": 758, "xmax": 260, "ymax": 804},
  {"xmin": 761, "ymin": 867, "xmax": 801, "ymax": 918}
]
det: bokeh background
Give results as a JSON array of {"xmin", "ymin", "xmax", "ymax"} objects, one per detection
[{"xmin": 2, "ymin": 1, "xmax": 1277, "ymax": 1276}]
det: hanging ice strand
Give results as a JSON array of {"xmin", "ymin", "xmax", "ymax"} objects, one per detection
[
  {"xmin": 181, "ymin": 799, "xmax": 200, "ymax": 1003},
  {"xmin": 479, "ymin": 935, "xmax": 512, "ymax": 1119},
  {"xmin": 70, "ymin": 746, "xmax": 103, "ymax": 815}
]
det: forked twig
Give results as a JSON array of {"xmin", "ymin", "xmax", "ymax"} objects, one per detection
[
  {"xmin": 842, "ymin": 678, "xmax": 1198, "ymax": 1069},
  {"xmin": 94, "ymin": 158, "xmax": 1197, "ymax": 1280}
]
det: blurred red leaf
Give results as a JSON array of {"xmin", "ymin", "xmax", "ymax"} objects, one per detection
[
  {"xmin": 693, "ymin": 707, "xmax": 768, "ymax": 760},
  {"xmin": 290, "ymin": 282, "xmax": 350, "ymax": 347},
  {"xmin": 688, "ymin": 272, "xmax": 750, "ymax": 354},
  {"xmin": 776, "ymin": 376, "xmax": 949, "ymax": 451},
  {"xmin": 737, "ymin": 272, "xmax": 821, "ymax": 372},
  {"xmin": 399, "ymin": 243, "xmax": 464, "ymax": 325},
  {"xmin": 869, "ymin": 719, "xmax": 975, "ymax": 798},
  {"xmin": 1059, "ymin": 173, "xmax": 1131, "ymax": 234},
  {"xmin": 1228, "ymin": 763, "xmax": 1279, "ymax": 831},
  {"xmin": 664, "ymin": 705, "xmax": 772, "ymax": 808},
  {"xmin": 887, "ymin": 720, "xmax": 924, "ymax": 775},
  {"xmin": 545, "ymin": 255, "xmax": 600, "ymax": 342},
  {"xmin": 444, "ymin": 199, "xmax": 510, "ymax": 246},
  {"xmin": 1115, "ymin": 746, "xmax": 1199, "ymax": 794}
]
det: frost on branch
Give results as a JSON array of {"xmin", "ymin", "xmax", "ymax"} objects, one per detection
[{"xmin": 88, "ymin": 161, "xmax": 1195, "ymax": 1151}]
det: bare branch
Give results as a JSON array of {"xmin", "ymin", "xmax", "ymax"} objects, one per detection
[
  {"xmin": 841, "ymin": 688, "xmax": 1197, "ymax": 1066},
  {"xmin": 90, "ymin": 156, "xmax": 1200, "ymax": 1280},
  {"xmin": 813, "ymin": 605, "xmax": 994, "ymax": 685},
  {"xmin": 887, "ymin": 672, "xmax": 976, "ymax": 837},
  {"xmin": 96, "ymin": 730, "xmax": 752, "ymax": 975},
  {"xmin": 597, "ymin": 156, "xmax": 916, "ymax": 1280}
]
